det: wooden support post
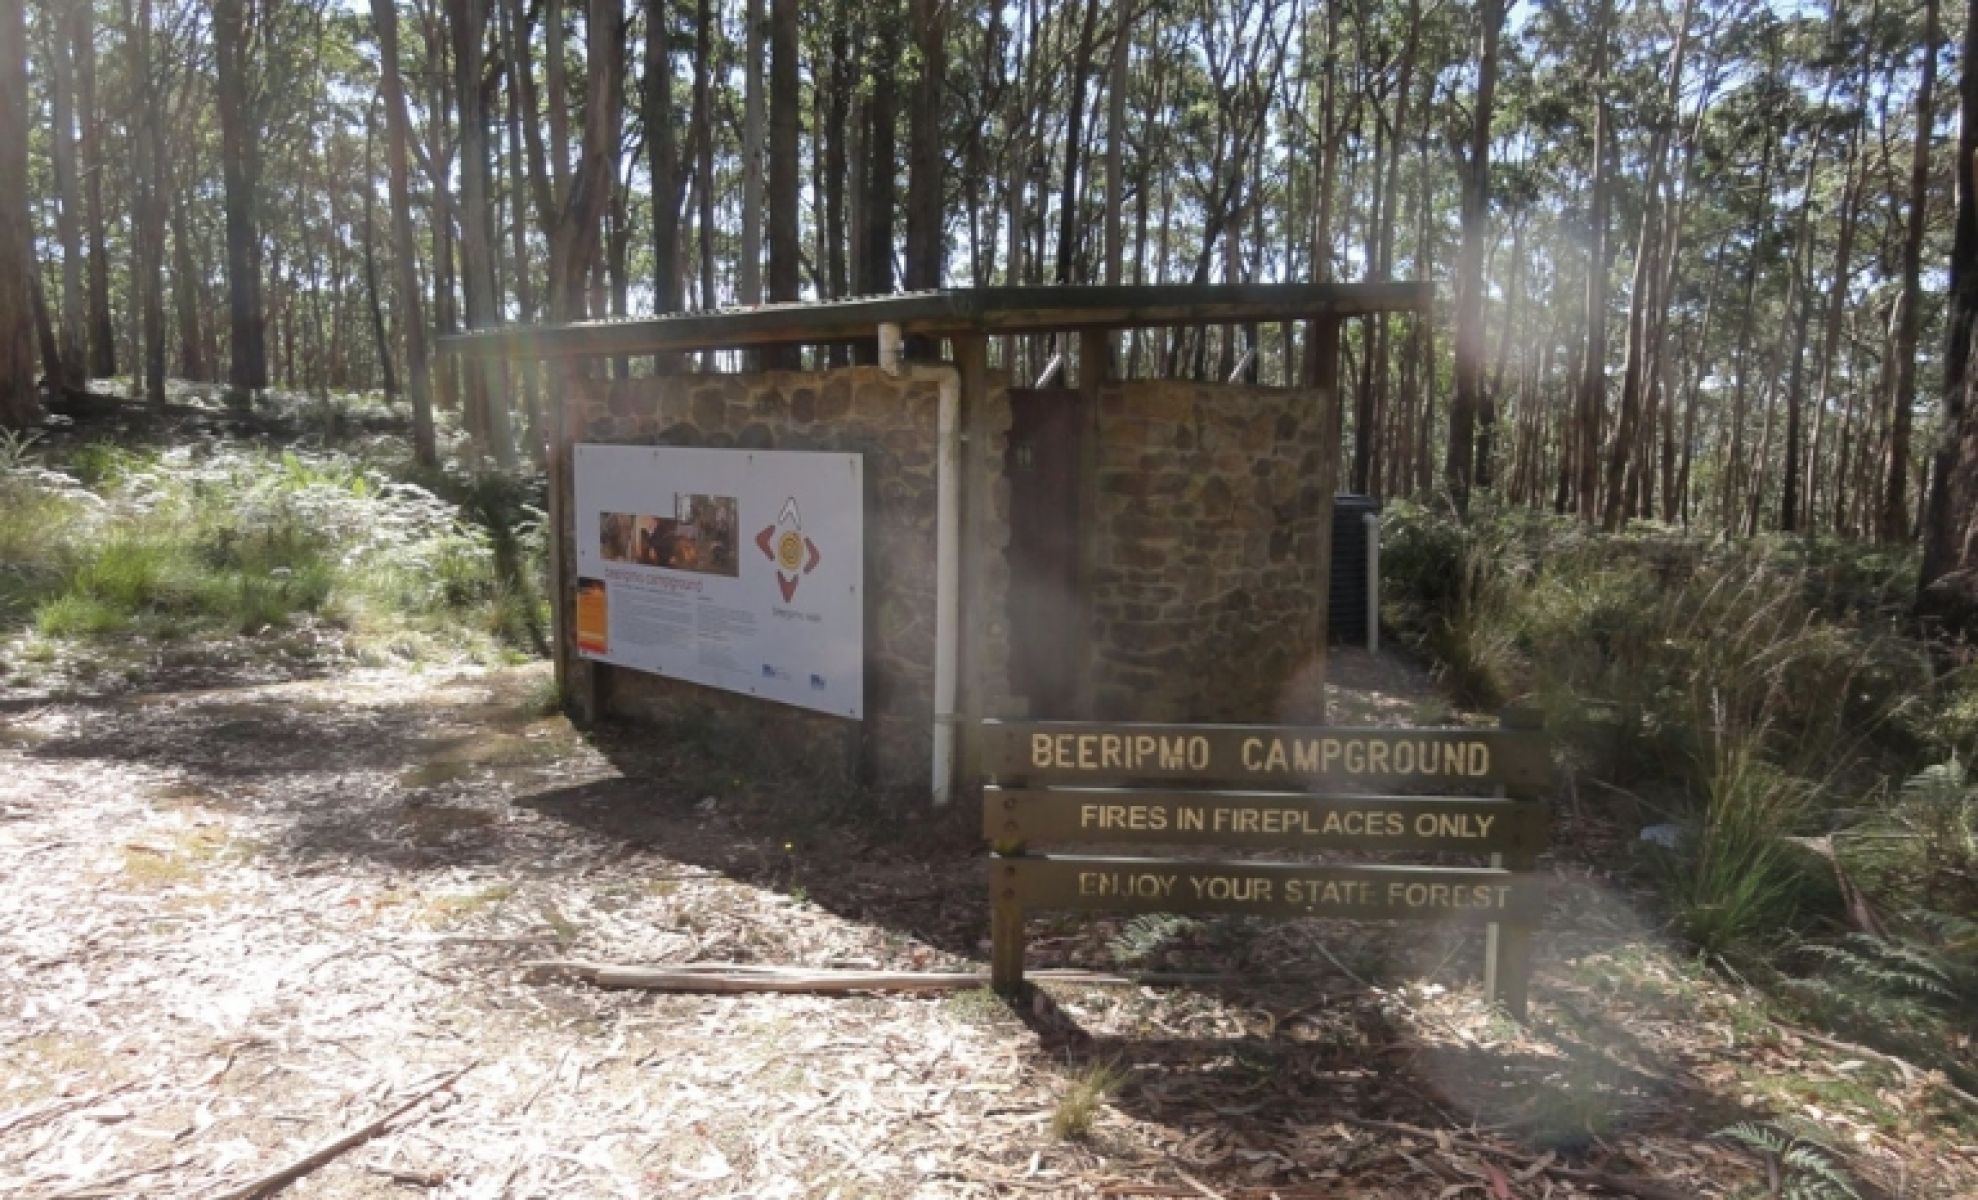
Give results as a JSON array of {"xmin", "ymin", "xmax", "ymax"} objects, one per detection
[
  {"xmin": 545, "ymin": 385, "xmax": 572, "ymax": 706},
  {"xmin": 955, "ymin": 335, "xmax": 991, "ymax": 798},
  {"xmin": 1075, "ymin": 328, "xmax": 1109, "ymax": 717},
  {"xmin": 1484, "ymin": 848, "xmax": 1535, "ymax": 1020},
  {"xmin": 1308, "ymin": 316, "xmax": 1343, "ymax": 721},
  {"xmin": 990, "ymin": 857, "xmax": 1026, "ymax": 994},
  {"xmin": 1486, "ymin": 708, "xmax": 1543, "ymax": 1019}
]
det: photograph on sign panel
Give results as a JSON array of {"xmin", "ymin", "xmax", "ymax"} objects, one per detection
[{"xmin": 598, "ymin": 495, "xmax": 739, "ymax": 577}]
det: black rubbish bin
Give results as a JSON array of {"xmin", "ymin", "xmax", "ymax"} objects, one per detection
[{"xmin": 1329, "ymin": 494, "xmax": 1380, "ymax": 645}]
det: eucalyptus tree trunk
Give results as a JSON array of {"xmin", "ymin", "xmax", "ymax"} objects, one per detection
[
  {"xmin": 1055, "ymin": 0, "xmax": 1102, "ymax": 288},
  {"xmin": 1604, "ymin": 0, "xmax": 1690, "ymax": 530},
  {"xmin": 547, "ymin": 0, "xmax": 571, "ymax": 197},
  {"xmin": 360, "ymin": 112, "xmax": 397, "ymax": 400},
  {"xmin": 741, "ymin": 0, "xmax": 766, "ymax": 307},
  {"xmin": 1102, "ymin": 10, "xmax": 1128, "ymax": 293},
  {"xmin": 647, "ymin": 0, "xmax": 682, "ymax": 315},
  {"xmin": 0, "ymin": 0, "xmax": 34, "ymax": 427},
  {"xmin": 1446, "ymin": 0, "xmax": 1501, "ymax": 513},
  {"xmin": 548, "ymin": 0, "xmax": 625, "ymax": 326},
  {"xmin": 1882, "ymin": 0, "xmax": 1939, "ymax": 542},
  {"xmin": 373, "ymin": 0, "xmax": 436, "ymax": 465},
  {"xmin": 454, "ymin": 0, "xmax": 515, "ymax": 468},
  {"xmin": 76, "ymin": 0, "xmax": 112, "ymax": 378},
  {"xmin": 1808, "ymin": 109, "xmax": 1867, "ymax": 529},
  {"xmin": 825, "ymin": 11, "xmax": 851, "ymax": 303},
  {"xmin": 857, "ymin": 6, "xmax": 899, "ymax": 304},
  {"xmin": 1780, "ymin": 34, "xmax": 1844, "ymax": 532},
  {"xmin": 1724, "ymin": 126, "xmax": 1774, "ymax": 534},
  {"xmin": 130, "ymin": 0, "xmax": 166, "ymax": 406},
  {"xmin": 905, "ymin": 0, "xmax": 945, "ymax": 294},
  {"xmin": 692, "ymin": 0, "xmax": 715, "ymax": 312},
  {"xmin": 168, "ymin": 162, "xmax": 207, "ymax": 381},
  {"xmin": 49, "ymin": 2, "xmax": 85, "ymax": 390},
  {"xmin": 765, "ymin": 0, "xmax": 800, "ymax": 365},
  {"xmin": 1575, "ymin": 0, "xmax": 1614, "ymax": 521},
  {"xmin": 1918, "ymin": 0, "xmax": 1978, "ymax": 632},
  {"xmin": 214, "ymin": 0, "xmax": 268, "ymax": 391}
]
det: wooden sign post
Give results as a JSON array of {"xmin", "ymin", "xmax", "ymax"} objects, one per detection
[{"xmin": 981, "ymin": 718, "xmax": 1549, "ymax": 1017}]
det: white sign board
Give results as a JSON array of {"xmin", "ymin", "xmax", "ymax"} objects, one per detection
[{"xmin": 573, "ymin": 444, "xmax": 864, "ymax": 718}]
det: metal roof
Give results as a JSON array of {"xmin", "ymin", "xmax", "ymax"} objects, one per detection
[{"xmin": 438, "ymin": 282, "xmax": 1433, "ymax": 361}]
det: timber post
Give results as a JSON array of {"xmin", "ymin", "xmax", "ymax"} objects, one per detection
[
  {"xmin": 955, "ymin": 334, "xmax": 992, "ymax": 799},
  {"xmin": 1308, "ymin": 315, "xmax": 1343, "ymax": 721}
]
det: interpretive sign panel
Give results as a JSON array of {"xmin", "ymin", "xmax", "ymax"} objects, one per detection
[
  {"xmin": 980, "ymin": 718, "xmax": 1550, "ymax": 1016},
  {"xmin": 574, "ymin": 444, "xmax": 864, "ymax": 718}
]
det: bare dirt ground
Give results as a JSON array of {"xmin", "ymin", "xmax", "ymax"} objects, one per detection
[{"xmin": 2, "ymin": 654, "xmax": 1974, "ymax": 1198}]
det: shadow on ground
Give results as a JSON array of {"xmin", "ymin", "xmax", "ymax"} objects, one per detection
[{"xmin": 9, "ymin": 665, "xmax": 1768, "ymax": 1192}]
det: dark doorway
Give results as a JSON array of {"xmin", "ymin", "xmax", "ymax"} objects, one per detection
[{"xmin": 1005, "ymin": 388, "xmax": 1084, "ymax": 716}]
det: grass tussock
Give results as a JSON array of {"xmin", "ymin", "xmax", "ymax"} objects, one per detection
[{"xmin": 1051, "ymin": 1059, "xmax": 1125, "ymax": 1140}]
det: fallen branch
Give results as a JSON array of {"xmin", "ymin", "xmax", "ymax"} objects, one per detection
[
  {"xmin": 1777, "ymin": 1023, "xmax": 1978, "ymax": 1110},
  {"xmin": 1338, "ymin": 1116, "xmax": 1691, "ymax": 1200},
  {"xmin": 210, "ymin": 1064, "xmax": 474, "ymax": 1200},
  {"xmin": 523, "ymin": 960, "xmax": 1249, "ymax": 993}
]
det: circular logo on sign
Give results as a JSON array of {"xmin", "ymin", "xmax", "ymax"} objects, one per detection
[{"xmin": 777, "ymin": 530, "xmax": 804, "ymax": 571}]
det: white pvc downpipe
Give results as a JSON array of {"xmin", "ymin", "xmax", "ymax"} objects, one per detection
[
  {"xmin": 878, "ymin": 323, "xmax": 962, "ymax": 806},
  {"xmin": 1364, "ymin": 510, "xmax": 1381, "ymax": 654}
]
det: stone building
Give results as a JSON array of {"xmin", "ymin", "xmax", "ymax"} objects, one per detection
[{"xmin": 445, "ymin": 285, "xmax": 1429, "ymax": 798}]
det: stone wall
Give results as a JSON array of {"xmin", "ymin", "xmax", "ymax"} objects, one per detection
[
  {"xmin": 566, "ymin": 366, "xmax": 1012, "ymax": 789},
  {"xmin": 1087, "ymin": 380, "xmax": 1328, "ymax": 724}
]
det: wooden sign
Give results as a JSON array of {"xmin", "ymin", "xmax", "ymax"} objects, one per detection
[
  {"xmin": 980, "ymin": 717, "xmax": 1550, "ymax": 1018},
  {"xmin": 981, "ymin": 720, "xmax": 1549, "ymax": 795},
  {"xmin": 984, "ymin": 788, "xmax": 1544, "ymax": 855}
]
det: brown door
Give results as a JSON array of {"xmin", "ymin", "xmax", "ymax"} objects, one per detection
[{"xmin": 1005, "ymin": 388, "xmax": 1083, "ymax": 716}]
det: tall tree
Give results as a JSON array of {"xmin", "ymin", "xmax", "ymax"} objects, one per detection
[
  {"xmin": 213, "ymin": 0, "xmax": 270, "ymax": 392},
  {"xmin": 1882, "ymin": 0, "xmax": 1939, "ymax": 541},
  {"xmin": 766, "ymin": 0, "xmax": 801, "ymax": 358},
  {"xmin": 1446, "ymin": 0, "xmax": 1503, "ymax": 513},
  {"xmin": 48, "ymin": 0, "xmax": 85, "ymax": 390},
  {"xmin": 857, "ymin": 4, "xmax": 900, "ymax": 301},
  {"xmin": 904, "ymin": 0, "xmax": 945, "ymax": 294},
  {"xmin": 548, "ymin": 0, "xmax": 626, "ymax": 325},
  {"xmin": 646, "ymin": 0, "xmax": 683, "ymax": 316},
  {"xmin": 372, "ymin": 0, "xmax": 437, "ymax": 466},
  {"xmin": 129, "ymin": 0, "xmax": 167, "ymax": 406},
  {"xmin": 453, "ymin": 0, "xmax": 516, "ymax": 467},
  {"xmin": 1576, "ymin": 0, "xmax": 1616, "ymax": 521},
  {"xmin": 0, "ymin": 0, "xmax": 33, "ymax": 427},
  {"xmin": 741, "ymin": 0, "xmax": 766, "ymax": 306},
  {"xmin": 1603, "ymin": 0, "xmax": 1692, "ymax": 530},
  {"xmin": 1919, "ymin": 0, "xmax": 1978, "ymax": 632},
  {"xmin": 76, "ymin": 0, "xmax": 112, "ymax": 378}
]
